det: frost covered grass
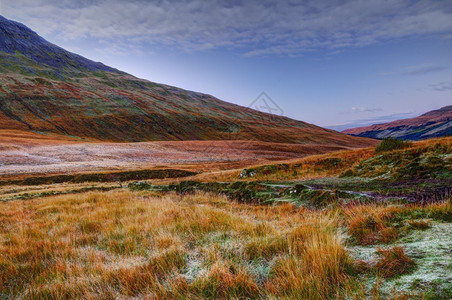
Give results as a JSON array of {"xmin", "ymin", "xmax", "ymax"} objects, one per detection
[
  {"xmin": 0, "ymin": 190, "xmax": 359, "ymax": 299},
  {"xmin": 0, "ymin": 188, "xmax": 450, "ymax": 299},
  {"xmin": 344, "ymin": 200, "xmax": 452, "ymax": 245}
]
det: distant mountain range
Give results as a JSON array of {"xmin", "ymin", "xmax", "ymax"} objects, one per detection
[
  {"xmin": 343, "ymin": 105, "xmax": 452, "ymax": 140},
  {"xmin": 0, "ymin": 15, "xmax": 375, "ymax": 148}
]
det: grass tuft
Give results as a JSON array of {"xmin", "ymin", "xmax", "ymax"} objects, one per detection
[{"xmin": 374, "ymin": 246, "xmax": 416, "ymax": 278}]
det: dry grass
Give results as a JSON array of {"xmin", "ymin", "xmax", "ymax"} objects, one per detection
[
  {"xmin": 374, "ymin": 246, "xmax": 416, "ymax": 278},
  {"xmin": 343, "ymin": 200, "xmax": 451, "ymax": 245},
  {"xmin": 211, "ymin": 136, "xmax": 452, "ymax": 182},
  {"xmin": 1, "ymin": 189, "xmax": 450, "ymax": 298},
  {"xmin": 0, "ymin": 190, "xmax": 359, "ymax": 299},
  {"xmin": 210, "ymin": 147, "xmax": 376, "ymax": 182}
]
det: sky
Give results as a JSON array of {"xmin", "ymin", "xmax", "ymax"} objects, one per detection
[{"xmin": 1, "ymin": 0, "xmax": 451, "ymax": 129}]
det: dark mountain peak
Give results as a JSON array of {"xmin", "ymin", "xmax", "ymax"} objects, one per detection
[{"xmin": 0, "ymin": 14, "xmax": 118, "ymax": 75}]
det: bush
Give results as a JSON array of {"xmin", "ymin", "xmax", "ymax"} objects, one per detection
[{"xmin": 375, "ymin": 137, "xmax": 412, "ymax": 153}]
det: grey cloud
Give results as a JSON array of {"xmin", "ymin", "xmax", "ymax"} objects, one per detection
[
  {"xmin": 2, "ymin": 0, "xmax": 452, "ymax": 56},
  {"xmin": 351, "ymin": 106, "xmax": 383, "ymax": 113},
  {"xmin": 429, "ymin": 82, "xmax": 452, "ymax": 91},
  {"xmin": 402, "ymin": 64, "xmax": 448, "ymax": 76}
]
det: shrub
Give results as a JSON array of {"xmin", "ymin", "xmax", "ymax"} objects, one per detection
[
  {"xmin": 314, "ymin": 158, "xmax": 343, "ymax": 169},
  {"xmin": 375, "ymin": 137, "xmax": 412, "ymax": 153}
]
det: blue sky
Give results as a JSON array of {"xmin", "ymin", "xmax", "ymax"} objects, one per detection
[{"xmin": 1, "ymin": 0, "xmax": 451, "ymax": 129}]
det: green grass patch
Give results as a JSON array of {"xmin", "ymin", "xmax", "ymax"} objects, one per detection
[
  {"xmin": 375, "ymin": 137, "xmax": 412, "ymax": 153},
  {"xmin": 0, "ymin": 169, "xmax": 197, "ymax": 186}
]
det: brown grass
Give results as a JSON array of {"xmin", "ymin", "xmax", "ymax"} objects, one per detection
[
  {"xmin": 0, "ymin": 190, "xmax": 360, "ymax": 299},
  {"xmin": 1, "ymin": 186, "xmax": 450, "ymax": 298},
  {"xmin": 209, "ymin": 136, "xmax": 452, "ymax": 182},
  {"xmin": 374, "ymin": 246, "xmax": 416, "ymax": 278},
  {"xmin": 344, "ymin": 204, "xmax": 400, "ymax": 245},
  {"xmin": 343, "ymin": 200, "xmax": 451, "ymax": 245}
]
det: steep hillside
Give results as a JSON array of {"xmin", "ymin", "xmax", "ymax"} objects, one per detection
[
  {"xmin": 344, "ymin": 106, "xmax": 452, "ymax": 140},
  {"xmin": 0, "ymin": 15, "xmax": 375, "ymax": 147},
  {"xmin": 0, "ymin": 15, "xmax": 117, "ymax": 77}
]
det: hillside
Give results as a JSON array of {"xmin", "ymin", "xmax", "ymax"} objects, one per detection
[
  {"xmin": 0, "ymin": 15, "xmax": 375, "ymax": 147},
  {"xmin": 343, "ymin": 105, "xmax": 452, "ymax": 140}
]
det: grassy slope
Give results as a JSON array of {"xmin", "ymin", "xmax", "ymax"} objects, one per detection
[
  {"xmin": 0, "ymin": 19, "xmax": 374, "ymax": 146},
  {"xmin": 206, "ymin": 136, "xmax": 452, "ymax": 183},
  {"xmin": 0, "ymin": 64, "xmax": 376, "ymax": 147}
]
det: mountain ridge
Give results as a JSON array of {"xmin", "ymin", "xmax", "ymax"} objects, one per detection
[
  {"xmin": 0, "ymin": 15, "xmax": 376, "ymax": 148},
  {"xmin": 343, "ymin": 105, "xmax": 452, "ymax": 140}
]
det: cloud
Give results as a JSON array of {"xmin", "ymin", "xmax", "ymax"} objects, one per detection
[
  {"xmin": 429, "ymin": 81, "xmax": 452, "ymax": 91},
  {"xmin": 351, "ymin": 106, "xmax": 383, "ymax": 113},
  {"xmin": 95, "ymin": 39, "xmax": 147, "ymax": 57},
  {"xmin": 402, "ymin": 64, "xmax": 448, "ymax": 76},
  {"xmin": 2, "ymin": 0, "xmax": 452, "ymax": 56}
]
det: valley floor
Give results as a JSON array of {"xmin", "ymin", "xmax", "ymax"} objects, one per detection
[
  {"xmin": 0, "ymin": 130, "xmax": 353, "ymax": 180},
  {"xmin": 0, "ymin": 136, "xmax": 451, "ymax": 299}
]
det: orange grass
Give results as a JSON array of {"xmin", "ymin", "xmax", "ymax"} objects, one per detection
[
  {"xmin": 343, "ymin": 200, "xmax": 451, "ymax": 245},
  {"xmin": 374, "ymin": 246, "xmax": 416, "ymax": 278},
  {"xmin": 0, "ymin": 190, "xmax": 358, "ymax": 299},
  {"xmin": 1, "ymin": 189, "xmax": 449, "ymax": 298},
  {"xmin": 210, "ymin": 136, "xmax": 452, "ymax": 182}
]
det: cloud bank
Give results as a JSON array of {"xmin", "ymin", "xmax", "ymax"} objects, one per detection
[{"xmin": 2, "ymin": 0, "xmax": 452, "ymax": 56}]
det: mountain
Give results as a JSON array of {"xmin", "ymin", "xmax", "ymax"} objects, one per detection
[
  {"xmin": 0, "ymin": 15, "xmax": 375, "ymax": 148},
  {"xmin": 343, "ymin": 106, "xmax": 452, "ymax": 140}
]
